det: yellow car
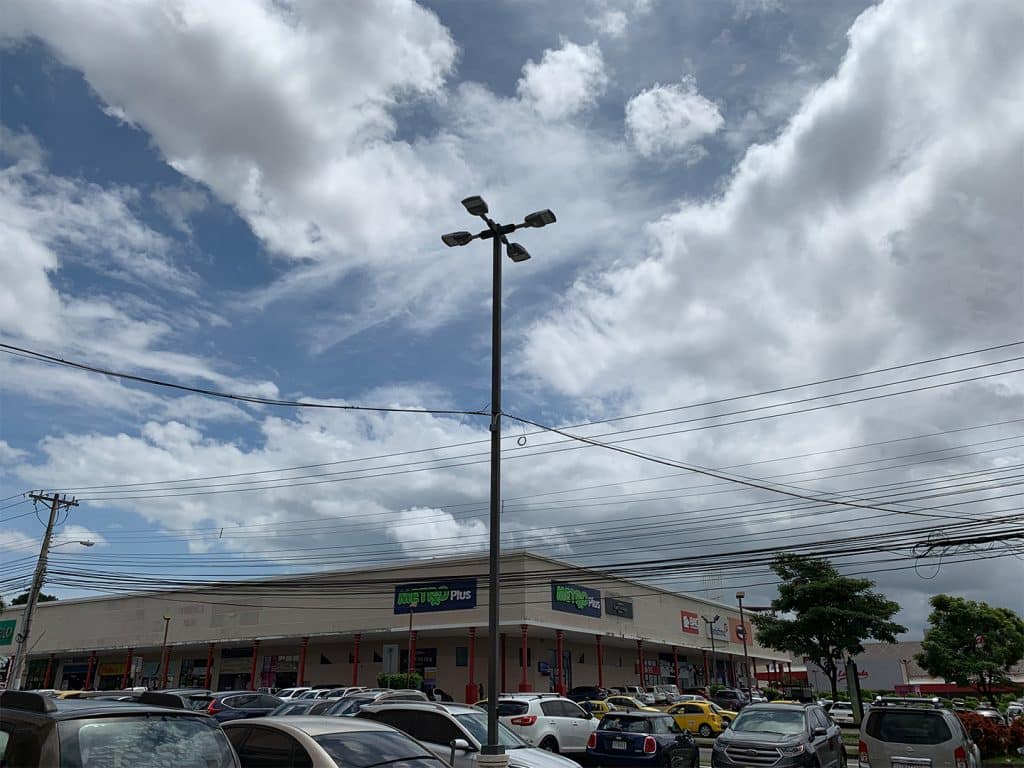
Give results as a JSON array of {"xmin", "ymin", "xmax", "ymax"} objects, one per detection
[
  {"xmin": 707, "ymin": 701, "xmax": 738, "ymax": 726},
  {"xmin": 580, "ymin": 699, "xmax": 617, "ymax": 719},
  {"xmin": 666, "ymin": 700, "xmax": 725, "ymax": 737},
  {"xmin": 605, "ymin": 695, "xmax": 660, "ymax": 712}
]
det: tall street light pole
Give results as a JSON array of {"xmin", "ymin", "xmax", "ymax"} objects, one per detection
[
  {"xmin": 736, "ymin": 592, "xmax": 752, "ymax": 692},
  {"xmin": 159, "ymin": 615, "xmax": 171, "ymax": 689},
  {"xmin": 702, "ymin": 614, "xmax": 720, "ymax": 687},
  {"xmin": 442, "ymin": 198, "xmax": 556, "ymax": 759}
]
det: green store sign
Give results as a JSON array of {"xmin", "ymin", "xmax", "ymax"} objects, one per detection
[
  {"xmin": 394, "ymin": 579, "xmax": 477, "ymax": 614},
  {"xmin": 0, "ymin": 619, "xmax": 17, "ymax": 646},
  {"xmin": 551, "ymin": 581, "xmax": 602, "ymax": 618}
]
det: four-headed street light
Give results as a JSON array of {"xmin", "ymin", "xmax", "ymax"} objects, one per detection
[{"xmin": 441, "ymin": 196, "xmax": 556, "ymax": 761}]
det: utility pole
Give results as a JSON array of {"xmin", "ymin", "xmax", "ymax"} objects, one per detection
[{"xmin": 8, "ymin": 493, "xmax": 78, "ymax": 690}]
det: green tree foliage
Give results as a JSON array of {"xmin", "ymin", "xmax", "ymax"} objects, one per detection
[
  {"xmin": 11, "ymin": 592, "xmax": 58, "ymax": 605},
  {"xmin": 916, "ymin": 595, "xmax": 1024, "ymax": 705},
  {"xmin": 750, "ymin": 554, "xmax": 907, "ymax": 700}
]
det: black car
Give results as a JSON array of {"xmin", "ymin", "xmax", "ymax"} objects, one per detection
[
  {"xmin": 0, "ymin": 689, "xmax": 239, "ymax": 767},
  {"xmin": 587, "ymin": 712, "xmax": 699, "ymax": 768},
  {"xmin": 711, "ymin": 703, "xmax": 846, "ymax": 768},
  {"xmin": 188, "ymin": 690, "xmax": 283, "ymax": 722},
  {"xmin": 568, "ymin": 685, "xmax": 612, "ymax": 703},
  {"xmin": 711, "ymin": 689, "xmax": 749, "ymax": 711}
]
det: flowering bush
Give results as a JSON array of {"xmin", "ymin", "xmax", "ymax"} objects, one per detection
[
  {"xmin": 956, "ymin": 712, "xmax": 1008, "ymax": 757},
  {"xmin": 1007, "ymin": 716, "xmax": 1024, "ymax": 753}
]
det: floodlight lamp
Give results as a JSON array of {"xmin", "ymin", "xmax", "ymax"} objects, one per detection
[
  {"xmin": 441, "ymin": 231, "xmax": 474, "ymax": 247},
  {"xmin": 524, "ymin": 209, "xmax": 556, "ymax": 228},
  {"xmin": 461, "ymin": 195, "xmax": 489, "ymax": 216},
  {"xmin": 79, "ymin": 540, "xmax": 95, "ymax": 547},
  {"xmin": 736, "ymin": 591, "xmax": 745, "ymax": 600},
  {"xmin": 506, "ymin": 242, "xmax": 531, "ymax": 263}
]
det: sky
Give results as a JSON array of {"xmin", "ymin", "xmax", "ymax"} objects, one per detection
[{"xmin": 1, "ymin": 0, "xmax": 1022, "ymax": 639}]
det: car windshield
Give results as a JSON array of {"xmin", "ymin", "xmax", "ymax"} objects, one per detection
[
  {"xmin": 731, "ymin": 709, "xmax": 807, "ymax": 736},
  {"xmin": 454, "ymin": 713, "xmax": 528, "ymax": 748},
  {"xmin": 866, "ymin": 712, "xmax": 952, "ymax": 745},
  {"xmin": 313, "ymin": 730, "xmax": 444, "ymax": 768},
  {"xmin": 58, "ymin": 715, "xmax": 236, "ymax": 768},
  {"xmin": 600, "ymin": 716, "xmax": 652, "ymax": 733},
  {"xmin": 709, "ymin": 703, "xmax": 728, "ymax": 714},
  {"xmin": 495, "ymin": 701, "xmax": 529, "ymax": 717},
  {"xmin": 327, "ymin": 697, "xmax": 368, "ymax": 716}
]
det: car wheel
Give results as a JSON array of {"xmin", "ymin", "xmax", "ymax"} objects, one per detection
[
  {"xmin": 698, "ymin": 724, "xmax": 713, "ymax": 738},
  {"xmin": 666, "ymin": 752, "xmax": 688, "ymax": 768},
  {"xmin": 539, "ymin": 737, "xmax": 559, "ymax": 753}
]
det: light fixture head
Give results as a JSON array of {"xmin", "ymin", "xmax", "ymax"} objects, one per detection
[
  {"xmin": 461, "ymin": 195, "xmax": 489, "ymax": 216},
  {"xmin": 506, "ymin": 242, "xmax": 531, "ymax": 262},
  {"xmin": 441, "ymin": 231, "xmax": 474, "ymax": 247},
  {"xmin": 79, "ymin": 540, "xmax": 95, "ymax": 547},
  {"xmin": 524, "ymin": 209, "xmax": 556, "ymax": 228},
  {"xmin": 736, "ymin": 591, "xmax": 745, "ymax": 600},
  {"xmin": 713, "ymin": 614, "xmax": 720, "ymax": 622}
]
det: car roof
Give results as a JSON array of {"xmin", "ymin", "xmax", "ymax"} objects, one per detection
[
  {"xmin": 226, "ymin": 716, "xmax": 403, "ymax": 736},
  {"xmin": 603, "ymin": 711, "xmax": 668, "ymax": 718},
  {"xmin": 1, "ymin": 694, "xmax": 209, "ymax": 722},
  {"xmin": 743, "ymin": 703, "xmax": 812, "ymax": 711},
  {"xmin": 363, "ymin": 701, "xmax": 480, "ymax": 715}
]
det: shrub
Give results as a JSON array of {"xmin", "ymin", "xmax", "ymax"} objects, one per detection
[
  {"xmin": 957, "ymin": 712, "xmax": 1008, "ymax": 757},
  {"xmin": 1007, "ymin": 717, "xmax": 1024, "ymax": 753},
  {"xmin": 763, "ymin": 688, "xmax": 781, "ymax": 701},
  {"xmin": 377, "ymin": 672, "xmax": 423, "ymax": 690}
]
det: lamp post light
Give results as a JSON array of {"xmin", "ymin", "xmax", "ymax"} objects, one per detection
[
  {"xmin": 702, "ymin": 614, "xmax": 721, "ymax": 687},
  {"xmin": 441, "ymin": 197, "xmax": 556, "ymax": 758},
  {"xmin": 736, "ymin": 592, "xmax": 752, "ymax": 692}
]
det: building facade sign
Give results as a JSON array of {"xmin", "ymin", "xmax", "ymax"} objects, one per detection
[
  {"xmin": 681, "ymin": 611, "xmax": 700, "ymax": 634},
  {"xmin": 394, "ymin": 580, "xmax": 477, "ymax": 614},
  {"xmin": 0, "ymin": 619, "xmax": 15, "ymax": 646},
  {"xmin": 707, "ymin": 620, "xmax": 728, "ymax": 641},
  {"xmin": 728, "ymin": 617, "xmax": 750, "ymax": 644},
  {"xmin": 551, "ymin": 582, "xmax": 602, "ymax": 618},
  {"xmin": 605, "ymin": 597, "xmax": 634, "ymax": 619}
]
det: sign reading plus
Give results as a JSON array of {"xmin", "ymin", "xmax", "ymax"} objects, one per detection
[
  {"xmin": 551, "ymin": 582, "xmax": 602, "ymax": 618},
  {"xmin": 394, "ymin": 580, "xmax": 477, "ymax": 614},
  {"xmin": 680, "ymin": 611, "xmax": 700, "ymax": 635}
]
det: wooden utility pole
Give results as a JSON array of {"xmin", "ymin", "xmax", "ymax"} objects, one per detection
[{"xmin": 7, "ymin": 493, "xmax": 78, "ymax": 690}]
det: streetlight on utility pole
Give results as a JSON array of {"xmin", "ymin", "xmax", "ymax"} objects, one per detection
[
  {"xmin": 441, "ymin": 197, "xmax": 556, "ymax": 760},
  {"xmin": 736, "ymin": 592, "xmax": 752, "ymax": 691},
  {"xmin": 702, "ymin": 614, "xmax": 721, "ymax": 687}
]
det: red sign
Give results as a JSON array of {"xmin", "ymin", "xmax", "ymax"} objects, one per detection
[
  {"xmin": 728, "ymin": 617, "xmax": 751, "ymax": 643},
  {"xmin": 681, "ymin": 611, "xmax": 700, "ymax": 634}
]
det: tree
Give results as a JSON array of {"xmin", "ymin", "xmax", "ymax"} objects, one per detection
[
  {"xmin": 916, "ymin": 595, "xmax": 1024, "ymax": 705},
  {"xmin": 11, "ymin": 592, "xmax": 58, "ymax": 605},
  {"xmin": 749, "ymin": 554, "xmax": 907, "ymax": 700}
]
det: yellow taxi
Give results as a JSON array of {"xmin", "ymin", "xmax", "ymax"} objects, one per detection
[
  {"xmin": 665, "ymin": 700, "xmax": 725, "ymax": 737},
  {"xmin": 604, "ymin": 694, "xmax": 660, "ymax": 712},
  {"xmin": 580, "ymin": 699, "xmax": 617, "ymax": 719},
  {"xmin": 707, "ymin": 701, "xmax": 739, "ymax": 726}
]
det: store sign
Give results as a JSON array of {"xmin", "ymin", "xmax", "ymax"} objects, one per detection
[
  {"xmin": 400, "ymin": 648, "xmax": 438, "ymax": 669},
  {"xmin": 551, "ymin": 582, "xmax": 601, "ymax": 618},
  {"xmin": 681, "ymin": 611, "xmax": 700, "ymax": 635},
  {"xmin": 393, "ymin": 580, "xmax": 477, "ymax": 614},
  {"xmin": 0, "ymin": 619, "xmax": 16, "ymax": 646},
  {"xmin": 707, "ymin": 621, "xmax": 728, "ymax": 641},
  {"xmin": 605, "ymin": 597, "xmax": 634, "ymax": 619},
  {"xmin": 729, "ymin": 617, "xmax": 751, "ymax": 643}
]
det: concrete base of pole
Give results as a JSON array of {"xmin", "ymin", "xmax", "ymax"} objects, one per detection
[{"xmin": 479, "ymin": 749, "xmax": 509, "ymax": 766}]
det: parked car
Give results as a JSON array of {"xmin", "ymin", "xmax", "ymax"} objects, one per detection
[
  {"xmin": 860, "ymin": 697, "xmax": 981, "ymax": 768},
  {"xmin": 568, "ymin": 685, "xmax": 611, "ymax": 703},
  {"xmin": 973, "ymin": 707, "xmax": 1006, "ymax": 725},
  {"xmin": 665, "ymin": 700, "xmax": 726, "ymax": 737},
  {"xmin": 275, "ymin": 686, "xmax": 313, "ymax": 701},
  {"xmin": 828, "ymin": 701, "xmax": 856, "ymax": 726},
  {"xmin": 270, "ymin": 699, "xmax": 319, "ymax": 717},
  {"xmin": 485, "ymin": 694, "xmax": 599, "ymax": 754},
  {"xmin": 652, "ymin": 685, "xmax": 683, "ymax": 705},
  {"xmin": 711, "ymin": 702, "xmax": 845, "ymax": 768},
  {"xmin": 1007, "ymin": 702, "xmax": 1023, "ymax": 721},
  {"xmin": 223, "ymin": 715, "xmax": 451, "ymax": 768},
  {"xmin": 710, "ymin": 689, "xmax": 749, "ymax": 711},
  {"xmin": 586, "ymin": 711, "xmax": 699, "ymax": 768},
  {"xmin": 0, "ymin": 689, "xmax": 239, "ymax": 767},
  {"xmin": 189, "ymin": 691, "xmax": 284, "ymax": 722},
  {"xmin": 614, "ymin": 686, "xmax": 657, "ymax": 706},
  {"xmin": 358, "ymin": 701, "xmax": 580, "ymax": 768},
  {"xmin": 677, "ymin": 694, "xmax": 708, "ymax": 703},
  {"xmin": 323, "ymin": 688, "xmax": 429, "ymax": 717},
  {"xmin": 707, "ymin": 702, "xmax": 739, "ymax": 727},
  {"xmin": 606, "ymin": 694, "xmax": 661, "ymax": 713},
  {"xmin": 581, "ymin": 699, "xmax": 619, "ymax": 719},
  {"xmin": 746, "ymin": 690, "xmax": 768, "ymax": 704},
  {"xmin": 298, "ymin": 688, "xmax": 337, "ymax": 700}
]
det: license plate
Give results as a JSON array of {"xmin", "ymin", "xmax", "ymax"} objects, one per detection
[
  {"xmin": 891, "ymin": 760, "xmax": 930, "ymax": 768},
  {"xmin": 612, "ymin": 741, "xmax": 628, "ymax": 751}
]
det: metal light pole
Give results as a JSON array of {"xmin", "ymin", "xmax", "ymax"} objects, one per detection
[
  {"xmin": 442, "ymin": 198, "xmax": 556, "ymax": 757},
  {"xmin": 159, "ymin": 615, "xmax": 171, "ymax": 689},
  {"xmin": 702, "ymin": 614, "xmax": 720, "ymax": 686},
  {"xmin": 736, "ymin": 592, "xmax": 752, "ymax": 691}
]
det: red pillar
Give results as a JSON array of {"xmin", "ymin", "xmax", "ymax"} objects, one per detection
[
  {"xmin": 407, "ymin": 630, "xmax": 418, "ymax": 685},
  {"xmin": 634, "ymin": 638, "xmax": 643, "ymax": 688},
  {"xmin": 672, "ymin": 646, "xmax": 679, "ymax": 689},
  {"xmin": 85, "ymin": 651, "xmax": 97, "ymax": 690},
  {"xmin": 500, "ymin": 632, "xmax": 507, "ymax": 693},
  {"xmin": 595, "ymin": 635, "xmax": 604, "ymax": 689},
  {"xmin": 43, "ymin": 653, "xmax": 55, "ymax": 688},
  {"xmin": 519, "ymin": 624, "xmax": 530, "ymax": 691},
  {"xmin": 120, "ymin": 648, "xmax": 133, "ymax": 689},
  {"xmin": 204, "ymin": 643, "xmax": 215, "ymax": 690},
  {"xmin": 351, "ymin": 633, "xmax": 361, "ymax": 686},
  {"xmin": 786, "ymin": 660, "xmax": 792, "ymax": 684},
  {"xmin": 298, "ymin": 637, "xmax": 309, "ymax": 687},
  {"xmin": 555, "ymin": 630, "xmax": 565, "ymax": 695},
  {"xmin": 466, "ymin": 627, "xmax": 478, "ymax": 702},
  {"xmin": 703, "ymin": 650, "xmax": 710, "ymax": 691},
  {"xmin": 249, "ymin": 640, "xmax": 260, "ymax": 691}
]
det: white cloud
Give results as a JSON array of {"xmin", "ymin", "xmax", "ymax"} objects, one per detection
[
  {"xmin": 586, "ymin": 0, "xmax": 654, "ymax": 38},
  {"xmin": 625, "ymin": 76, "xmax": 724, "ymax": 159},
  {"xmin": 517, "ymin": 40, "xmax": 609, "ymax": 121},
  {"xmin": 0, "ymin": 441, "xmax": 27, "ymax": 463},
  {"xmin": 0, "ymin": 524, "xmax": 105, "ymax": 554},
  {"xmin": 151, "ymin": 183, "xmax": 209, "ymax": 234}
]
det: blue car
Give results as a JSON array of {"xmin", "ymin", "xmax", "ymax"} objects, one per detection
[
  {"xmin": 188, "ymin": 691, "xmax": 283, "ymax": 722},
  {"xmin": 587, "ymin": 712, "xmax": 699, "ymax": 768}
]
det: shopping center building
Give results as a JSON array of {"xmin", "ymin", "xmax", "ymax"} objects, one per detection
[{"xmin": 2, "ymin": 550, "xmax": 789, "ymax": 698}]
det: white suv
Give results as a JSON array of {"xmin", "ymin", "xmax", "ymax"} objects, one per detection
[{"xmin": 495, "ymin": 694, "xmax": 599, "ymax": 754}]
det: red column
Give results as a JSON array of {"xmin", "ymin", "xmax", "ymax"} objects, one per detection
[
  {"xmin": 555, "ymin": 630, "xmax": 565, "ymax": 695},
  {"xmin": 85, "ymin": 651, "xmax": 97, "ymax": 690},
  {"xmin": 407, "ymin": 631, "xmax": 418, "ymax": 685},
  {"xmin": 786, "ymin": 660, "xmax": 792, "ymax": 683},
  {"xmin": 43, "ymin": 653, "xmax": 55, "ymax": 688},
  {"xmin": 500, "ymin": 632, "xmax": 507, "ymax": 693},
  {"xmin": 518, "ymin": 624, "xmax": 530, "ymax": 691},
  {"xmin": 298, "ymin": 637, "xmax": 309, "ymax": 688},
  {"xmin": 249, "ymin": 640, "xmax": 260, "ymax": 691},
  {"xmin": 120, "ymin": 648, "xmax": 133, "ymax": 689},
  {"xmin": 465, "ymin": 627, "xmax": 478, "ymax": 702},
  {"xmin": 595, "ymin": 635, "xmax": 604, "ymax": 688},
  {"xmin": 204, "ymin": 643, "xmax": 215, "ymax": 690},
  {"xmin": 730, "ymin": 656, "xmax": 737, "ymax": 687},
  {"xmin": 672, "ymin": 646, "xmax": 679, "ymax": 689},
  {"xmin": 636, "ymin": 639, "xmax": 645, "ymax": 688},
  {"xmin": 351, "ymin": 633, "xmax": 361, "ymax": 686},
  {"xmin": 703, "ymin": 650, "xmax": 710, "ymax": 691}
]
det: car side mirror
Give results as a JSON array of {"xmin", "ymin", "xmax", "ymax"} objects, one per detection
[
  {"xmin": 584, "ymin": 712, "xmax": 594, "ymax": 720},
  {"xmin": 813, "ymin": 727, "xmax": 828, "ymax": 737},
  {"xmin": 450, "ymin": 738, "xmax": 472, "ymax": 765}
]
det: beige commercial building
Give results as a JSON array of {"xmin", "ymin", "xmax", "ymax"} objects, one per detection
[{"xmin": 2, "ymin": 550, "xmax": 788, "ymax": 699}]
